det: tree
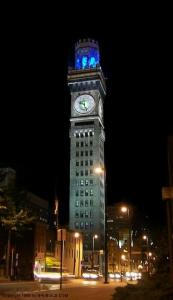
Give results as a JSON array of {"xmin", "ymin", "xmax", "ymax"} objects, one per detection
[{"xmin": 0, "ymin": 185, "xmax": 35, "ymax": 278}]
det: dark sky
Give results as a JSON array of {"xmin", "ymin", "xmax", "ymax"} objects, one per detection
[{"xmin": 1, "ymin": 8, "xmax": 172, "ymax": 225}]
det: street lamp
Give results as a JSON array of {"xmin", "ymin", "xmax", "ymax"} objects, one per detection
[
  {"xmin": 142, "ymin": 235, "xmax": 150, "ymax": 276},
  {"xmin": 73, "ymin": 232, "xmax": 80, "ymax": 277},
  {"xmin": 120, "ymin": 254, "xmax": 126, "ymax": 281},
  {"xmin": 120, "ymin": 205, "xmax": 132, "ymax": 275},
  {"xmin": 92, "ymin": 234, "xmax": 98, "ymax": 268},
  {"xmin": 94, "ymin": 166, "xmax": 109, "ymax": 284}
]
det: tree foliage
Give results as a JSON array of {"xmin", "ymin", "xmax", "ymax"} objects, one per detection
[{"xmin": 0, "ymin": 185, "xmax": 35, "ymax": 232}]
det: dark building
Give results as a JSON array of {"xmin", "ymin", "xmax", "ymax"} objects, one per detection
[{"xmin": 0, "ymin": 168, "xmax": 53, "ymax": 279}]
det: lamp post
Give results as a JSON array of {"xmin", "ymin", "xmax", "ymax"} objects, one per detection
[
  {"xmin": 142, "ymin": 235, "xmax": 149, "ymax": 276},
  {"xmin": 73, "ymin": 232, "xmax": 80, "ymax": 277},
  {"xmin": 120, "ymin": 206, "xmax": 132, "ymax": 276},
  {"xmin": 120, "ymin": 254, "xmax": 126, "ymax": 281},
  {"xmin": 94, "ymin": 166, "xmax": 109, "ymax": 284},
  {"xmin": 92, "ymin": 234, "xmax": 98, "ymax": 268}
]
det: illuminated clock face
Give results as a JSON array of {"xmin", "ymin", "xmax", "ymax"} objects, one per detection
[{"xmin": 74, "ymin": 94, "xmax": 95, "ymax": 114}]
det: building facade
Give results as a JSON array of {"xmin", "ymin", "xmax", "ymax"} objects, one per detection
[{"xmin": 68, "ymin": 39, "xmax": 106, "ymax": 260}]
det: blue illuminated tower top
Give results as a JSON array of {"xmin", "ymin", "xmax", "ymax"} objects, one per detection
[{"xmin": 75, "ymin": 39, "xmax": 100, "ymax": 70}]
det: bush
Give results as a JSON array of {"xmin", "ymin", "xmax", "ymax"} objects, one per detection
[{"xmin": 112, "ymin": 274, "xmax": 173, "ymax": 300}]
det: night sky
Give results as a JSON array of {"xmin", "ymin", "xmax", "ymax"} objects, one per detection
[{"xmin": 1, "ymin": 8, "xmax": 172, "ymax": 226}]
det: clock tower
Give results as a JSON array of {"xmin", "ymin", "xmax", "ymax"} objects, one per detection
[{"xmin": 68, "ymin": 39, "xmax": 106, "ymax": 265}]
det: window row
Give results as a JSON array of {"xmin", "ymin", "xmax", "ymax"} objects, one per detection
[
  {"xmin": 75, "ymin": 131, "xmax": 94, "ymax": 138},
  {"xmin": 75, "ymin": 199, "xmax": 94, "ymax": 207},
  {"xmin": 78, "ymin": 179, "xmax": 93, "ymax": 186},
  {"xmin": 75, "ymin": 221, "xmax": 94, "ymax": 229},
  {"xmin": 76, "ymin": 169, "xmax": 93, "ymax": 176},
  {"xmin": 75, "ymin": 210, "xmax": 93, "ymax": 218},
  {"xmin": 76, "ymin": 141, "xmax": 93, "ymax": 147},
  {"xmin": 76, "ymin": 160, "xmax": 93, "ymax": 167},
  {"xmin": 76, "ymin": 189, "xmax": 94, "ymax": 197},
  {"xmin": 76, "ymin": 151, "xmax": 93, "ymax": 157}
]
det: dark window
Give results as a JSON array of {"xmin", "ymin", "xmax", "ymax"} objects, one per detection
[
  {"xmin": 90, "ymin": 199, "xmax": 93, "ymax": 206},
  {"xmin": 75, "ymin": 211, "xmax": 79, "ymax": 218}
]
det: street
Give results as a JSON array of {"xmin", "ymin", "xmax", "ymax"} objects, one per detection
[{"xmin": 0, "ymin": 278, "xmax": 129, "ymax": 300}]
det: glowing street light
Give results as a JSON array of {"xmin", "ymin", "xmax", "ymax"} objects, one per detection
[
  {"xmin": 142, "ymin": 235, "xmax": 150, "ymax": 276},
  {"xmin": 92, "ymin": 234, "xmax": 98, "ymax": 268},
  {"xmin": 73, "ymin": 232, "xmax": 80, "ymax": 277},
  {"xmin": 120, "ymin": 205, "xmax": 132, "ymax": 275}
]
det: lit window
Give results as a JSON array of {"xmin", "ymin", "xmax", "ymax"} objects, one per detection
[
  {"xmin": 85, "ymin": 222, "xmax": 89, "ymax": 229},
  {"xmin": 85, "ymin": 211, "xmax": 89, "ymax": 218},
  {"xmin": 80, "ymin": 222, "xmax": 84, "ymax": 229},
  {"xmin": 85, "ymin": 180, "xmax": 89, "ymax": 186},
  {"xmin": 75, "ymin": 200, "xmax": 79, "ymax": 207},
  {"xmin": 85, "ymin": 190, "xmax": 89, "ymax": 196},
  {"xmin": 90, "ymin": 189, "xmax": 93, "ymax": 196},
  {"xmin": 80, "ymin": 180, "xmax": 84, "ymax": 186},
  {"xmin": 75, "ymin": 222, "xmax": 79, "ymax": 228}
]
